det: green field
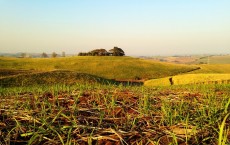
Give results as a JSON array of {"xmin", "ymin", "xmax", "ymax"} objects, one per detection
[{"xmin": 0, "ymin": 56, "xmax": 230, "ymax": 145}]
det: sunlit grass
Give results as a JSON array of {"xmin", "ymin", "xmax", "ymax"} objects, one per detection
[
  {"xmin": 144, "ymin": 73, "xmax": 230, "ymax": 86},
  {"xmin": 0, "ymin": 83, "xmax": 229, "ymax": 144},
  {"xmin": 192, "ymin": 64, "xmax": 230, "ymax": 73}
]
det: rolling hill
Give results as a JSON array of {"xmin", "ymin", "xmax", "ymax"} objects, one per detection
[
  {"xmin": 193, "ymin": 55, "xmax": 230, "ymax": 64},
  {"xmin": 0, "ymin": 56, "xmax": 198, "ymax": 80}
]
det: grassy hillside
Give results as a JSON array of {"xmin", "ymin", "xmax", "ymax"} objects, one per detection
[
  {"xmin": 192, "ymin": 64, "xmax": 230, "ymax": 73},
  {"xmin": 194, "ymin": 55, "xmax": 230, "ymax": 64},
  {"xmin": 0, "ymin": 70, "xmax": 115, "ymax": 87},
  {"xmin": 144, "ymin": 73, "xmax": 230, "ymax": 86},
  {"xmin": 209, "ymin": 55, "xmax": 230, "ymax": 64},
  {"xmin": 0, "ymin": 56, "xmax": 198, "ymax": 80},
  {"xmin": 0, "ymin": 69, "xmax": 35, "ymax": 79}
]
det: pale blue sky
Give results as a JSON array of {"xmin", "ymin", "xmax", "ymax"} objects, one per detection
[{"xmin": 0, "ymin": 0, "xmax": 230, "ymax": 55}]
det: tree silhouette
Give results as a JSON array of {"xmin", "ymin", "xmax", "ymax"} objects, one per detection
[
  {"xmin": 78, "ymin": 47, "xmax": 125, "ymax": 56},
  {"xmin": 52, "ymin": 52, "xmax": 58, "ymax": 58},
  {"xmin": 90, "ymin": 49, "xmax": 108, "ymax": 56},
  {"xmin": 41, "ymin": 52, "xmax": 48, "ymax": 58},
  {"xmin": 109, "ymin": 47, "xmax": 125, "ymax": 56}
]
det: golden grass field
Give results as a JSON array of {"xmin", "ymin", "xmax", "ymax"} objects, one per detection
[
  {"xmin": 191, "ymin": 64, "xmax": 230, "ymax": 73},
  {"xmin": 144, "ymin": 73, "xmax": 230, "ymax": 86}
]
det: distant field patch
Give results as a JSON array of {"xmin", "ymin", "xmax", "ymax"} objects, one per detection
[
  {"xmin": 192, "ymin": 64, "xmax": 230, "ymax": 73},
  {"xmin": 209, "ymin": 55, "xmax": 230, "ymax": 64},
  {"xmin": 194, "ymin": 55, "xmax": 230, "ymax": 64},
  {"xmin": 144, "ymin": 74, "xmax": 230, "ymax": 86}
]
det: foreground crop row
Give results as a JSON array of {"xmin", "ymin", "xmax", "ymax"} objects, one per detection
[{"xmin": 0, "ymin": 84, "xmax": 229, "ymax": 145}]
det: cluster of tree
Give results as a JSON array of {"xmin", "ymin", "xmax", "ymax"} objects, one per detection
[
  {"xmin": 78, "ymin": 47, "xmax": 125, "ymax": 56},
  {"xmin": 41, "ymin": 52, "xmax": 65, "ymax": 58}
]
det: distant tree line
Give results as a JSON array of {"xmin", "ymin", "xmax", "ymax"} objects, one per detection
[
  {"xmin": 78, "ymin": 47, "xmax": 125, "ymax": 56},
  {"xmin": 18, "ymin": 46, "xmax": 125, "ymax": 58},
  {"xmin": 41, "ymin": 52, "xmax": 65, "ymax": 58}
]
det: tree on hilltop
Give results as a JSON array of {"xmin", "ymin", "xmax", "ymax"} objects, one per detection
[
  {"xmin": 52, "ymin": 52, "xmax": 58, "ymax": 58},
  {"xmin": 78, "ymin": 47, "xmax": 125, "ymax": 56},
  {"xmin": 109, "ymin": 46, "xmax": 125, "ymax": 56},
  {"xmin": 90, "ymin": 49, "xmax": 108, "ymax": 56},
  {"xmin": 41, "ymin": 52, "xmax": 48, "ymax": 58},
  {"xmin": 78, "ymin": 52, "xmax": 88, "ymax": 56}
]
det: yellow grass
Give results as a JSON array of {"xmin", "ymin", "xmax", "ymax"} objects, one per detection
[
  {"xmin": 144, "ymin": 73, "xmax": 230, "ymax": 86},
  {"xmin": 193, "ymin": 64, "xmax": 230, "ymax": 73}
]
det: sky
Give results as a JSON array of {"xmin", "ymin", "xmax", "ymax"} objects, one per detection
[{"xmin": 0, "ymin": 0, "xmax": 230, "ymax": 56}]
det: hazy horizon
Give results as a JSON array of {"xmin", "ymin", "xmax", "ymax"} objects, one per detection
[{"xmin": 0, "ymin": 0, "xmax": 230, "ymax": 56}]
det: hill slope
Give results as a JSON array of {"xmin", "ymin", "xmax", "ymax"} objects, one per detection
[
  {"xmin": 193, "ymin": 55, "xmax": 230, "ymax": 64},
  {"xmin": 0, "ymin": 70, "xmax": 114, "ymax": 87},
  {"xmin": 0, "ymin": 56, "xmax": 198, "ymax": 80},
  {"xmin": 191, "ymin": 64, "xmax": 230, "ymax": 73}
]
